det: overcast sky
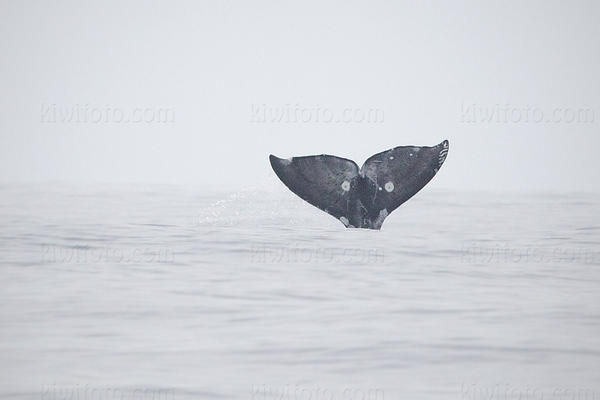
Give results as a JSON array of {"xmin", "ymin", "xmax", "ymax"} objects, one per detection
[{"xmin": 1, "ymin": 0, "xmax": 599, "ymax": 192}]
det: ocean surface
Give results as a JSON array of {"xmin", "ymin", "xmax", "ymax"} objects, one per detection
[{"xmin": 1, "ymin": 182, "xmax": 599, "ymax": 400}]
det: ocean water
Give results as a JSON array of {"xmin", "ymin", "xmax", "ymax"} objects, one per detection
[{"xmin": 1, "ymin": 182, "xmax": 599, "ymax": 400}]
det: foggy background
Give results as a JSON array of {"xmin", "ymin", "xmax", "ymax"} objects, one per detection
[
  {"xmin": 2, "ymin": 3, "xmax": 600, "ymax": 400},
  {"xmin": 1, "ymin": 0, "xmax": 599, "ymax": 192}
]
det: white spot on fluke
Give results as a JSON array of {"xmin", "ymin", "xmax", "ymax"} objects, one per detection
[
  {"xmin": 378, "ymin": 187, "xmax": 382, "ymax": 191},
  {"xmin": 384, "ymin": 182, "xmax": 394, "ymax": 192},
  {"xmin": 389, "ymin": 156, "xmax": 394, "ymax": 160},
  {"xmin": 341, "ymin": 181, "xmax": 350, "ymax": 191}
]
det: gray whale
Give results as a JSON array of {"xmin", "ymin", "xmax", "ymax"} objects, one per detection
[{"xmin": 269, "ymin": 140, "xmax": 449, "ymax": 229}]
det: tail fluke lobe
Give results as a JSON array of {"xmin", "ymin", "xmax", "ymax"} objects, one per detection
[
  {"xmin": 269, "ymin": 154, "xmax": 359, "ymax": 225},
  {"xmin": 360, "ymin": 140, "xmax": 449, "ymax": 218}
]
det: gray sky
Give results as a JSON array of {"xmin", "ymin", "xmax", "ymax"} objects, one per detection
[{"xmin": 1, "ymin": 0, "xmax": 599, "ymax": 192}]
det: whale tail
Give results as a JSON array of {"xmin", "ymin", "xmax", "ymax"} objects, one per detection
[{"xmin": 270, "ymin": 140, "xmax": 449, "ymax": 229}]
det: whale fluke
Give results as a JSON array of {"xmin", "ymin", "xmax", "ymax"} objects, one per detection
[{"xmin": 269, "ymin": 140, "xmax": 449, "ymax": 229}]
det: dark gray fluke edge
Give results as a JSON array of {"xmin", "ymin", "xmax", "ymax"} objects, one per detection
[{"xmin": 269, "ymin": 140, "xmax": 449, "ymax": 229}]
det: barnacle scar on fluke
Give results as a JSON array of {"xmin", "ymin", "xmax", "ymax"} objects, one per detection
[{"xmin": 269, "ymin": 140, "xmax": 449, "ymax": 230}]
